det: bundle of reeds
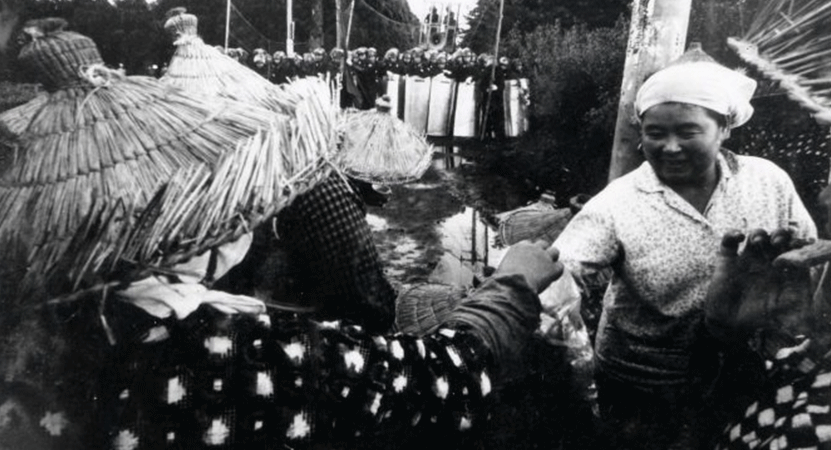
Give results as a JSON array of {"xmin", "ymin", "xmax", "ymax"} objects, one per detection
[
  {"xmin": 27, "ymin": 120, "xmax": 333, "ymax": 305},
  {"xmin": 728, "ymin": 0, "xmax": 831, "ymax": 124},
  {"xmin": 0, "ymin": 92, "xmax": 47, "ymax": 141},
  {"xmin": 0, "ymin": 18, "xmax": 286, "ymax": 291},
  {"xmin": 395, "ymin": 283, "xmax": 467, "ymax": 336},
  {"xmin": 160, "ymin": 7, "xmax": 295, "ymax": 115},
  {"xmin": 282, "ymin": 76, "xmax": 342, "ymax": 190},
  {"xmin": 336, "ymin": 96, "xmax": 433, "ymax": 185}
]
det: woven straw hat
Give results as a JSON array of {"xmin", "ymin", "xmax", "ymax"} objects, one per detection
[
  {"xmin": 33, "ymin": 120, "xmax": 334, "ymax": 304},
  {"xmin": 160, "ymin": 7, "xmax": 293, "ymax": 114},
  {"xmin": 0, "ymin": 92, "xmax": 47, "ymax": 143},
  {"xmin": 159, "ymin": 7, "xmax": 341, "ymax": 165},
  {"xmin": 0, "ymin": 18, "xmax": 295, "ymax": 304},
  {"xmin": 395, "ymin": 283, "xmax": 466, "ymax": 336},
  {"xmin": 336, "ymin": 96, "xmax": 433, "ymax": 185}
]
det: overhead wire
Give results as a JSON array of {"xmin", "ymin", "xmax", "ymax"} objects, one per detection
[{"xmin": 225, "ymin": 0, "xmax": 310, "ymax": 53}]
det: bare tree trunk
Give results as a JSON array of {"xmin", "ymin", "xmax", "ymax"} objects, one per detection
[
  {"xmin": 310, "ymin": 0, "xmax": 323, "ymax": 50},
  {"xmin": 607, "ymin": 0, "xmax": 692, "ymax": 182}
]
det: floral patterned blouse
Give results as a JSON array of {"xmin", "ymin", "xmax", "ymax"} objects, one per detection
[{"xmin": 554, "ymin": 150, "xmax": 817, "ymax": 386}]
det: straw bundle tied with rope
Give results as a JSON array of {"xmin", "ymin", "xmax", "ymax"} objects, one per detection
[
  {"xmin": 161, "ymin": 7, "xmax": 295, "ymax": 115},
  {"xmin": 0, "ymin": 18, "xmax": 297, "ymax": 304},
  {"xmin": 336, "ymin": 95, "xmax": 434, "ymax": 185},
  {"xmin": 728, "ymin": 0, "xmax": 831, "ymax": 124}
]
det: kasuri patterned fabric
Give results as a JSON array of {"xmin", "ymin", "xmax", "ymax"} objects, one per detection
[
  {"xmin": 715, "ymin": 337, "xmax": 831, "ymax": 449},
  {"xmin": 99, "ymin": 303, "xmax": 493, "ymax": 450},
  {"xmin": 274, "ymin": 173, "xmax": 397, "ymax": 332}
]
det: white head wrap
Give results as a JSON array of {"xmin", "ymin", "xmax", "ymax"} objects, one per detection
[{"xmin": 635, "ymin": 61, "xmax": 757, "ymax": 128}]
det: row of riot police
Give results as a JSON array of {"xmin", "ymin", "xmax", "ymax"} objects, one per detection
[{"xmin": 222, "ymin": 44, "xmax": 530, "ymax": 139}]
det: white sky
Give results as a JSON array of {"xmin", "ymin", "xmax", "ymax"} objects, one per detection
[{"xmin": 406, "ymin": 0, "xmax": 477, "ymax": 28}]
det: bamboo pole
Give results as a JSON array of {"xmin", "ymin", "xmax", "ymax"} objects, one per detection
[
  {"xmin": 479, "ymin": 0, "xmax": 505, "ymax": 140},
  {"xmin": 607, "ymin": 0, "xmax": 692, "ymax": 182}
]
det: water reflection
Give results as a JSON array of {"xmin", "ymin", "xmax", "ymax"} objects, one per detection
[
  {"xmin": 369, "ymin": 201, "xmax": 507, "ymax": 286},
  {"xmin": 431, "ymin": 146, "xmax": 466, "ymax": 171},
  {"xmin": 437, "ymin": 206, "xmax": 507, "ymax": 269}
]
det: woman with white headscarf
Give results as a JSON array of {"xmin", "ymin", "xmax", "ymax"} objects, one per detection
[{"xmin": 549, "ymin": 48, "xmax": 817, "ymax": 449}]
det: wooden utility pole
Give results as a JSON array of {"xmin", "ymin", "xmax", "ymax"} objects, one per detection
[
  {"xmin": 606, "ymin": 0, "xmax": 692, "ymax": 182},
  {"xmin": 310, "ymin": 0, "xmax": 323, "ymax": 50}
]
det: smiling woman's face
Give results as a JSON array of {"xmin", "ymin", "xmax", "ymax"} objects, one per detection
[{"xmin": 640, "ymin": 102, "xmax": 730, "ymax": 188}]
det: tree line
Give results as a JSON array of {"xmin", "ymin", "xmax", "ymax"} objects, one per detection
[{"xmin": 0, "ymin": 0, "xmax": 420, "ymax": 79}]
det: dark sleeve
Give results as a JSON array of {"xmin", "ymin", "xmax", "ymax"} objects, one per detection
[{"xmin": 100, "ymin": 301, "xmax": 498, "ymax": 449}]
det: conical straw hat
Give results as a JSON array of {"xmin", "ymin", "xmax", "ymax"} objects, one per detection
[
  {"xmin": 30, "ymin": 122, "xmax": 333, "ymax": 305},
  {"xmin": 0, "ymin": 18, "xmax": 285, "ymax": 285},
  {"xmin": 336, "ymin": 96, "xmax": 433, "ymax": 185},
  {"xmin": 0, "ymin": 92, "xmax": 47, "ymax": 142},
  {"xmin": 159, "ymin": 8, "xmax": 342, "ymax": 169},
  {"xmin": 160, "ymin": 7, "xmax": 293, "ymax": 114}
]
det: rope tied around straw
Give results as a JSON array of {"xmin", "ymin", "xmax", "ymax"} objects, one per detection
[
  {"xmin": 75, "ymin": 63, "xmax": 123, "ymax": 124},
  {"xmin": 173, "ymin": 34, "xmax": 203, "ymax": 47}
]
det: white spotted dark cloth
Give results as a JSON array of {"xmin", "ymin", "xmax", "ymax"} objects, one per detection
[
  {"xmin": 554, "ymin": 150, "xmax": 817, "ymax": 385},
  {"xmin": 102, "ymin": 302, "xmax": 493, "ymax": 450},
  {"xmin": 715, "ymin": 339, "xmax": 831, "ymax": 449}
]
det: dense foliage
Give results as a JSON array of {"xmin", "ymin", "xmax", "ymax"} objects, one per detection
[
  {"xmin": 1, "ymin": 0, "xmax": 418, "ymax": 79},
  {"xmin": 490, "ymin": 19, "xmax": 628, "ymax": 200},
  {"xmin": 461, "ymin": 0, "xmax": 629, "ymax": 54}
]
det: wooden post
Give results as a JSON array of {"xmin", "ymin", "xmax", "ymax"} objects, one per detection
[
  {"xmin": 606, "ymin": 0, "xmax": 693, "ymax": 182},
  {"xmin": 310, "ymin": 0, "xmax": 323, "ymax": 50}
]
